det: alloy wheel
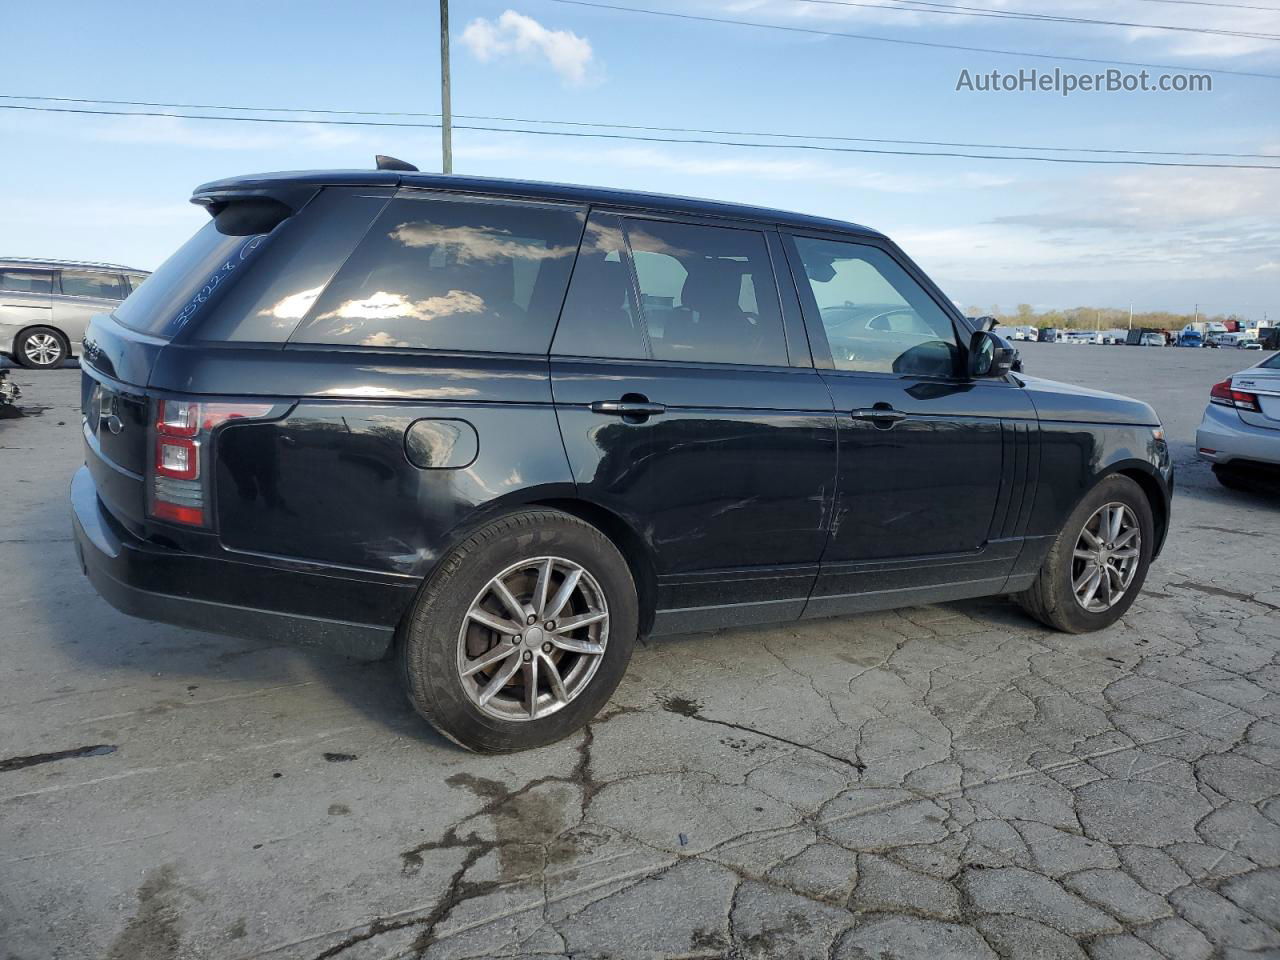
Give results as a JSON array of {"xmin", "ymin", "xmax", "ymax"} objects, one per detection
[
  {"xmin": 456, "ymin": 556, "xmax": 609, "ymax": 722},
  {"xmin": 23, "ymin": 333, "xmax": 62, "ymax": 366},
  {"xmin": 1071, "ymin": 502, "xmax": 1141, "ymax": 613}
]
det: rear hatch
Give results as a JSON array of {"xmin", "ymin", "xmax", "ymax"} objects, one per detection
[{"xmin": 80, "ymin": 182, "xmax": 392, "ymax": 537}]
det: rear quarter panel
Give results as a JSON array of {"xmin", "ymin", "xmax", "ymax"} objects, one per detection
[{"xmin": 204, "ymin": 349, "xmax": 575, "ymax": 576}]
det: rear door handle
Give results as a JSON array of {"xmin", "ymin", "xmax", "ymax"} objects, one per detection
[
  {"xmin": 851, "ymin": 407, "xmax": 908, "ymax": 424},
  {"xmin": 589, "ymin": 400, "xmax": 667, "ymax": 417}
]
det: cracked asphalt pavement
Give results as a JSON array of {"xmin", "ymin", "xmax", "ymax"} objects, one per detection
[{"xmin": 2, "ymin": 343, "xmax": 1279, "ymax": 960}]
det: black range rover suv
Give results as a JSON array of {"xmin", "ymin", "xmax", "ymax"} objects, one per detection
[{"xmin": 72, "ymin": 165, "xmax": 1172, "ymax": 751}]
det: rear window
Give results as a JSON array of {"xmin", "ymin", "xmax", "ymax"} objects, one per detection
[
  {"xmin": 113, "ymin": 188, "xmax": 389, "ymax": 340},
  {"xmin": 289, "ymin": 194, "xmax": 586, "ymax": 354},
  {"xmin": 1262, "ymin": 352, "xmax": 1280, "ymax": 369},
  {"xmin": 113, "ymin": 221, "xmax": 263, "ymax": 338},
  {"xmin": 194, "ymin": 189, "xmax": 391, "ymax": 342}
]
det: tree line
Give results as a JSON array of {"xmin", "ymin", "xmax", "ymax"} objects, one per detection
[{"xmin": 966, "ymin": 304, "xmax": 1255, "ymax": 331}]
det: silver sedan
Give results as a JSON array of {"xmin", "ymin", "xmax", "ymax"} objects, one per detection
[{"xmin": 1197, "ymin": 352, "xmax": 1280, "ymax": 489}]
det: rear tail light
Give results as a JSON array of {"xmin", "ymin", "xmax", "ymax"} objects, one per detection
[
  {"xmin": 1209, "ymin": 380, "xmax": 1260, "ymax": 412},
  {"xmin": 149, "ymin": 399, "xmax": 274, "ymax": 527}
]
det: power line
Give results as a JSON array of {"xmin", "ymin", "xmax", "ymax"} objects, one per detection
[
  {"xmin": 1127, "ymin": 0, "xmax": 1280, "ymax": 12},
  {"xmin": 540, "ymin": 0, "xmax": 1280, "ymax": 79},
  {"xmin": 4, "ymin": 94, "xmax": 1279, "ymax": 160},
  {"xmin": 796, "ymin": 0, "xmax": 1280, "ymax": 42},
  {"xmin": 4, "ymin": 102, "xmax": 1280, "ymax": 169}
]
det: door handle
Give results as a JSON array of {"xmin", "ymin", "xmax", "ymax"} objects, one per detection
[
  {"xmin": 591, "ymin": 396, "xmax": 670, "ymax": 427},
  {"xmin": 851, "ymin": 407, "xmax": 908, "ymax": 425},
  {"xmin": 591, "ymin": 399, "xmax": 670, "ymax": 419}
]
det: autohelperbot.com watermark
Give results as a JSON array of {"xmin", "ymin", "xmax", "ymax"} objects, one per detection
[{"xmin": 956, "ymin": 67, "xmax": 1213, "ymax": 97}]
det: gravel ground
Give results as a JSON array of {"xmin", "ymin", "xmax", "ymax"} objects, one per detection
[{"xmin": 1, "ymin": 343, "xmax": 1278, "ymax": 960}]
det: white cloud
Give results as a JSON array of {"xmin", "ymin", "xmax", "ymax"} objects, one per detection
[
  {"xmin": 895, "ymin": 165, "xmax": 1280, "ymax": 311},
  {"xmin": 461, "ymin": 11, "xmax": 596, "ymax": 85}
]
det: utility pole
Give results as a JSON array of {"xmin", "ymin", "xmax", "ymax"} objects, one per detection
[
  {"xmin": 440, "ymin": 0, "xmax": 453, "ymax": 174},
  {"xmin": 1128, "ymin": 304, "xmax": 1133, "ymax": 330}
]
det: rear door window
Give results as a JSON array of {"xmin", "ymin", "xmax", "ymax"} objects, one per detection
[
  {"xmin": 550, "ymin": 213, "xmax": 646, "ymax": 360},
  {"xmin": 627, "ymin": 219, "xmax": 787, "ymax": 366},
  {"xmin": 0, "ymin": 269, "xmax": 53, "ymax": 294},
  {"xmin": 289, "ymin": 194, "xmax": 586, "ymax": 354},
  {"xmin": 59, "ymin": 270, "xmax": 127, "ymax": 300}
]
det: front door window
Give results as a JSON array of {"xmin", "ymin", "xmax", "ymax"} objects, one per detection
[{"xmin": 791, "ymin": 237, "xmax": 959, "ymax": 378}]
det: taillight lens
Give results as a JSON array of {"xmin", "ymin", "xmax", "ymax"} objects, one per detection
[
  {"xmin": 1209, "ymin": 379, "xmax": 1260, "ymax": 412},
  {"xmin": 149, "ymin": 399, "xmax": 274, "ymax": 527},
  {"xmin": 156, "ymin": 399, "xmax": 199, "ymax": 437},
  {"xmin": 156, "ymin": 436, "xmax": 199, "ymax": 480}
]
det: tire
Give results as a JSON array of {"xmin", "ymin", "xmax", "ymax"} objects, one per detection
[
  {"xmin": 399, "ymin": 509, "xmax": 638, "ymax": 752},
  {"xmin": 1214, "ymin": 463, "xmax": 1280, "ymax": 495},
  {"xmin": 1016, "ymin": 475, "xmax": 1155, "ymax": 634},
  {"xmin": 1212, "ymin": 464, "xmax": 1250, "ymax": 492},
  {"xmin": 15, "ymin": 327, "xmax": 67, "ymax": 369}
]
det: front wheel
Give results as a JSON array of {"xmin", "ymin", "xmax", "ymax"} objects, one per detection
[
  {"xmin": 1016, "ymin": 475, "xmax": 1154, "ymax": 633},
  {"xmin": 15, "ymin": 327, "xmax": 67, "ymax": 369},
  {"xmin": 399, "ymin": 509, "xmax": 638, "ymax": 752}
]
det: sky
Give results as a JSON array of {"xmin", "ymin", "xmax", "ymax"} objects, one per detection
[{"xmin": 1, "ymin": 0, "xmax": 1278, "ymax": 319}]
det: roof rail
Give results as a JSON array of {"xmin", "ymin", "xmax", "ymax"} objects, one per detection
[{"xmin": 0, "ymin": 257, "xmax": 145, "ymax": 271}]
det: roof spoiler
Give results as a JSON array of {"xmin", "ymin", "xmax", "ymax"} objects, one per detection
[{"xmin": 191, "ymin": 184, "xmax": 322, "ymax": 236}]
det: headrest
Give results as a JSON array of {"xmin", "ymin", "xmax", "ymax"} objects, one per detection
[{"xmin": 680, "ymin": 259, "xmax": 744, "ymax": 316}]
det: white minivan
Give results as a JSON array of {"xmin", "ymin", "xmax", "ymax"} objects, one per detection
[{"xmin": 0, "ymin": 258, "xmax": 149, "ymax": 369}]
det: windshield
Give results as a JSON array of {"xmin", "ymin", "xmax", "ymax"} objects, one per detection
[{"xmin": 113, "ymin": 220, "xmax": 266, "ymax": 338}]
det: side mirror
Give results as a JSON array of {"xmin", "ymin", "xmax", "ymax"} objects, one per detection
[{"xmin": 969, "ymin": 330, "xmax": 1017, "ymax": 379}]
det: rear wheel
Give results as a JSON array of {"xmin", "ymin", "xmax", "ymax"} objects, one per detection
[
  {"xmin": 15, "ymin": 327, "xmax": 67, "ymax": 369},
  {"xmin": 1213, "ymin": 463, "xmax": 1251, "ymax": 491},
  {"xmin": 1214, "ymin": 462, "xmax": 1280, "ymax": 494},
  {"xmin": 1016, "ymin": 475, "xmax": 1154, "ymax": 633},
  {"xmin": 399, "ymin": 509, "xmax": 638, "ymax": 752}
]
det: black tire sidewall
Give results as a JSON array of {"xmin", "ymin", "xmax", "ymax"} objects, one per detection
[
  {"xmin": 401, "ymin": 511, "xmax": 637, "ymax": 752},
  {"xmin": 1048, "ymin": 475, "xmax": 1155, "ymax": 633},
  {"xmin": 16, "ymin": 328, "xmax": 66, "ymax": 369}
]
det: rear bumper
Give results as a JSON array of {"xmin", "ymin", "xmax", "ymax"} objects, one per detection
[
  {"xmin": 70, "ymin": 465, "xmax": 414, "ymax": 660},
  {"xmin": 1195, "ymin": 404, "xmax": 1280, "ymax": 467}
]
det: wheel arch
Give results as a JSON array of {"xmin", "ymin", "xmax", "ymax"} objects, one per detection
[
  {"xmin": 1113, "ymin": 465, "xmax": 1169, "ymax": 558},
  {"xmin": 1081, "ymin": 460, "xmax": 1170, "ymax": 559},
  {"xmin": 529, "ymin": 497, "xmax": 658, "ymax": 635},
  {"xmin": 424, "ymin": 489, "xmax": 658, "ymax": 636}
]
